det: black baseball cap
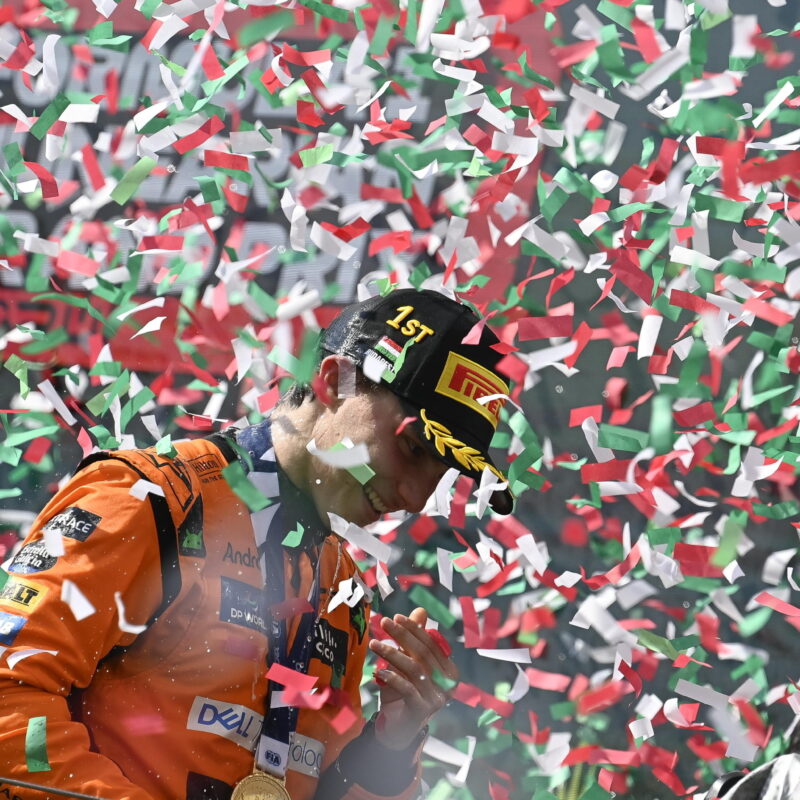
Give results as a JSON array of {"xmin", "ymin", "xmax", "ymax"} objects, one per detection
[{"xmin": 321, "ymin": 288, "xmax": 514, "ymax": 515}]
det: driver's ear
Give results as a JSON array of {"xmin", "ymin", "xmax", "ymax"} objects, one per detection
[{"xmin": 313, "ymin": 355, "xmax": 344, "ymax": 408}]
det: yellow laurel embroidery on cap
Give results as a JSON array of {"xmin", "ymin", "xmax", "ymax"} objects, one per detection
[
  {"xmin": 385, "ymin": 305, "xmax": 435, "ymax": 342},
  {"xmin": 434, "ymin": 352, "xmax": 509, "ymax": 428},
  {"xmin": 420, "ymin": 409, "xmax": 506, "ymax": 482},
  {"xmin": 0, "ymin": 578, "xmax": 48, "ymax": 613}
]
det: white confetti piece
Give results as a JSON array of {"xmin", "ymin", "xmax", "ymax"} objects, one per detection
[
  {"xmin": 129, "ymin": 479, "xmax": 166, "ymax": 500},
  {"xmin": 61, "ymin": 579, "xmax": 96, "ymax": 621},
  {"xmin": 306, "ymin": 438, "xmax": 371, "ymax": 469},
  {"xmin": 629, "ymin": 717, "xmax": 654, "ymax": 740},
  {"xmin": 327, "ymin": 514, "xmax": 392, "ymax": 563},
  {"xmin": 130, "ymin": 316, "xmax": 167, "ymax": 339},
  {"xmin": 114, "ymin": 591, "xmax": 147, "ymax": 635},
  {"xmin": 476, "ymin": 647, "xmax": 532, "ymax": 664},
  {"xmin": 6, "ymin": 648, "xmax": 58, "ymax": 670},
  {"xmin": 117, "ymin": 297, "xmax": 166, "ymax": 321},
  {"xmin": 753, "ymin": 80, "xmax": 795, "ymax": 130},
  {"xmin": 37, "ymin": 380, "xmax": 77, "ymax": 426},
  {"xmin": 43, "ymin": 525, "xmax": 65, "ymax": 557},
  {"xmin": 437, "ymin": 547, "xmax": 453, "ymax": 592}
]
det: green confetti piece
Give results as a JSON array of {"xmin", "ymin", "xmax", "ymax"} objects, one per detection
[
  {"xmin": 753, "ymin": 501, "xmax": 800, "ymax": 520},
  {"xmin": 518, "ymin": 52, "xmax": 555, "ymax": 89},
  {"xmin": 25, "ymin": 716, "xmax": 50, "ymax": 772},
  {"xmin": 0, "ymin": 445, "xmax": 22, "ymax": 467},
  {"xmin": 238, "ymin": 11, "xmax": 295, "ymax": 46},
  {"xmin": 637, "ymin": 630, "xmax": 679, "ymax": 660},
  {"xmin": 346, "ymin": 460, "xmax": 375, "ymax": 486},
  {"xmin": 3, "ymin": 142, "xmax": 25, "ymax": 177},
  {"xmin": 4, "ymin": 425, "xmax": 60, "ymax": 447},
  {"xmin": 580, "ymin": 784, "xmax": 612, "ymax": 800},
  {"xmin": 30, "ymin": 94, "xmax": 71, "ymax": 140},
  {"xmin": 712, "ymin": 514, "xmax": 744, "ymax": 567},
  {"xmin": 408, "ymin": 585, "xmax": 455, "ymax": 628},
  {"xmin": 549, "ymin": 700, "xmax": 576, "ymax": 720},
  {"xmin": 221, "ymin": 461, "xmax": 272, "ymax": 512},
  {"xmin": 295, "ymin": 0, "xmax": 349, "ymax": 22},
  {"xmin": 693, "ymin": 192, "xmax": 746, "ymax": 222},
  {"xmin": 3, "ymin": 354, "xmax": 30, "ymax": 397},
  {"xmin": 155, "ymin": 435, "xmax": 177, "ymax": 458},
  {"xmin": 111, "ymin": 157, "xmax": 157, "ymax": 206},
  {"xmin": 597, "ymin": 424, "xmax": 649, "ymax": 452},
  {"xmin": 299, "ymin": 144, "xmax": 335, "ymax": 168},
  {"xmin": 267, "ymin": 345, "xmax": 302, "ymax": 377},
  {"xmin": 738, "ymin": 606, "xmax": 773, "ymax": 637},
  {"xmin": 368, "ymin": 12, "xmax": 395, "ymax": 55},
  {"xmin": 282, "ymin": 522, "xmax": 305, "ymax": 547},
  {"xmin": 431, "ymin": 668, "xmax": 458, "ymax": 693},
  {"xmin": 649, "ymin": 394, "xmax": 673, "ymax": 455},
  {"xmin": 139, "ymin": 0, "xmax": 160, "ymax": 17},
  {"xmin": 597, "ymin": 0, "xmax": 634, "ymax": 29},
  {"xmin": 477, "ymin": 708, "xmax": 501, "ymax": 727},
  {"xmin": 427, "ymin": 779, "xmax": 455, "ymax": 800},
  {"xmin": 404, "ymin": 0, "xmax": 419, "ymax": 45},
  {"xmin": 121, "ymin": 387, "xmax": 156, "ymax": 431}
]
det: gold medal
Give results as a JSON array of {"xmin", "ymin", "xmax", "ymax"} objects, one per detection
[{"xmin": 231, "ymin": 770, "xmax": 291, "ymax": 800}]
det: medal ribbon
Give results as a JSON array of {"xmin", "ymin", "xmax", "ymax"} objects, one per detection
[{"xmin": 237, "ymin": 420, "xmax": 324, "ymax": 780}]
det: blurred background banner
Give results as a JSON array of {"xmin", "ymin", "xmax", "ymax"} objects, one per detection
[
  {"xmin": 1, "ymin": 1, "xmax": 799, "ymax": 798},
  {"xmin": 0, "ymin": 0, "xmax": 557, "ymax": 372}
]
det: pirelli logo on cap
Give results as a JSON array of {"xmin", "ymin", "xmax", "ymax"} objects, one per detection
[{"xmin": 435, "ymin": 352, "xmax": 508, "ymax": 428}]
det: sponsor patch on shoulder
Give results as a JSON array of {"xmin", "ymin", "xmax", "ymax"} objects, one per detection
[
  {"xmin": 0, "ymin": 611, "xmax": 27, "ymax": 646},
  {"xmin": 44, "ymin": 507, "xmax": 101, "ymax": 542},
  {"xmin": 0, "ymin": 578, "xmax": 47, "ymax": 612},
  {"xmin": 188, "ymin": 454, "xmax": 222, "ymax": 476},
  {"xmin": 310, "ymin": 618, "xmax": 348, "ymax": 688},
  {"xmin": 7, "ymin": 540, "xmax": 58, "ymax": 575},
  {"xmin": 179, "ymin": 496, "xmax": 206, "ymax": 557}
]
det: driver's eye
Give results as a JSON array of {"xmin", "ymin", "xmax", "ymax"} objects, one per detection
[{"xmin": 406, "ymin": 439, "xmax": 423, "ymax": 458}]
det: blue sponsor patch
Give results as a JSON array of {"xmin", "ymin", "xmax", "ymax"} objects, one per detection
[
  {"xmin": 219, "ymin": 577, "xmax": 267, "ymax": 635},
  {"xmin": 0, "ymin": 611, "xmax": 27, "ymax": 646},
  {"xmin": 7, "ymin": 540, "xmax": 57, "ymax": 574}
]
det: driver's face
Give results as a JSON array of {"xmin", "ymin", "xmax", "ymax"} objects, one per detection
[{"xmin": 305, "ymin": 386, "xmax": 449, "ymax": 528}]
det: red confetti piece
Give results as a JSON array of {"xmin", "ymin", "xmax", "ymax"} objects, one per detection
[
  {"xmin": 517, "ymin": 315, "xmax": 573, "ymax": 340},
  {"xmin": 174, "ymin": 116, "xmax": 225, "ymax": 155},
  {"xmin": 23, "ymin": 161, "xmax": 59, "ymax": 199}
]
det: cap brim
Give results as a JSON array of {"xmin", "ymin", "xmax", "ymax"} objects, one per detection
[{"xmin": 399, "ymin": 401, "xmax": 514, "ymax": 516}]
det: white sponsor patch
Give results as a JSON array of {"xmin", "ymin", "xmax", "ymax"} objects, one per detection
[
  {"xmin": 187, "ymin": 696, "xmax": 263, "ymax": 750},
  {"xmin": 288, "ymin": 732, "xmax": 325, "ymax": 778}
]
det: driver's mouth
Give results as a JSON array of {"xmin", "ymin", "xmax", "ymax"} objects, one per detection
[{"xmin": 364, "ymin": 483, "xmax": 389, "ymax": 515}]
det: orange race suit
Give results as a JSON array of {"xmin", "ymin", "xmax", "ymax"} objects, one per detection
[{"xmin": 0, "ymin": 419, "xmax": 424, "ymax": 800}]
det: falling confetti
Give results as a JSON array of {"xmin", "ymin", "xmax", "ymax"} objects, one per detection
[{"xmin": 0, "ymin": 0, "xmax": 798, "ymax": 797}]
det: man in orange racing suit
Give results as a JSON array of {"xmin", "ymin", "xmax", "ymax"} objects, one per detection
[{"xmin": 0, "ymin": 288, "xmax": 514, "ymax": 800}]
